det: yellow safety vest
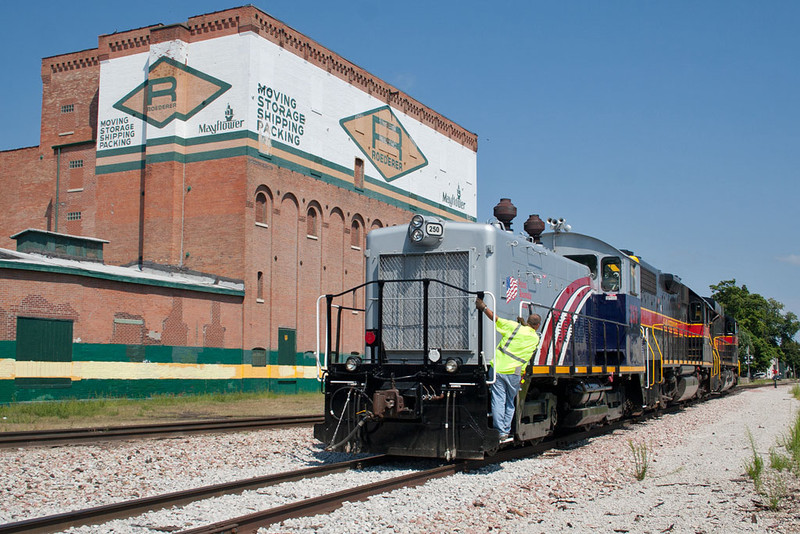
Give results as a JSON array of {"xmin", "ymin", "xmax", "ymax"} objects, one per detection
[{"xmin": 493, "ymin": 317, "xmax": 540, "ymax": 375}]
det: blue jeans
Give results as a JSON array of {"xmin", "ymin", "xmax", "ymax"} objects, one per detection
[{"xmin": 490, "ymin": 372, "xmax": 521, "ymax": 435}]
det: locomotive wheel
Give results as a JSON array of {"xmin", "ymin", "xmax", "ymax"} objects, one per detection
[{"xmin": 549, "ymin": 405, "xmax": 558, "ymax": 431}]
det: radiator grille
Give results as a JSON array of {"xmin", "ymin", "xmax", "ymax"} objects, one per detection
[
  {"xmin": 379, "ymin": 252, "xmax": 470, "ymax": 352},
  {"xmin": 641, "ymin": 267, "xmax": 657, "ymax": 295}
]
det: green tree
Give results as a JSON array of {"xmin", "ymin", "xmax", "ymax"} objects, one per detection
[{"xmin": 710, "ymin": 280, "xmax": 799, "ymax": 373}]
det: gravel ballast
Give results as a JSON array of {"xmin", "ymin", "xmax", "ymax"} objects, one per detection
[{"xmin": 1, "ymin": 385, "xmax": 797, "ymax": 533}]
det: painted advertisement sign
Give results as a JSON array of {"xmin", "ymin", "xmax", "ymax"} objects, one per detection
[{"xmin": 96, "ymin": 32, "xmax": 476, "ymax": 219}]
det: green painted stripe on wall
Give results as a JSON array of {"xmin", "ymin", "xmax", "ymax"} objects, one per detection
[
  {"xmin": 94, "ymin": 131, "xmax": 475, "ymax": 221},
  {"xmin": 0, "ymin": 341, "xmax": 13, "ymax": 360},
  {"xmin": 72, "ymin": 344, "xmax": 245, "ymax": 365},
  {"xmin": 95, "ymin": 160, "xmax": 146, "ymax": 175},
  {"xmin": 4, "ymin": 343, "xmax": 317, "ymax": 367}
]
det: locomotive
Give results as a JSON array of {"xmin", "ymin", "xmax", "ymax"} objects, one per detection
[{"xmin": 313, "ymin": 199, "xmax": 739, "ymax": 460}]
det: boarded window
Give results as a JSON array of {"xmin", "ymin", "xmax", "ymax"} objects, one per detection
[
  {"xmin": 350, "ymin": 220, "xmax": 362, "ymax": 249},
  {"xmin": 255, "ymin": 192, "xmax": 268, "ymax": 225},
  {"xmin": 354, "ymin": 158, "xmax": 364, "ymax": 189},
  {"xmin": 252, "ymin": 347, "xmax": 267, "ymax": 367},
  {"xmin": 307, "ymin": 207, "xmax": 318, "ymax": 237}
]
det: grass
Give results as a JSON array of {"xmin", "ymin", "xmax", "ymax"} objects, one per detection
[
  {"xmin": 762, "ymin": 472, "xmax": 788, "ymax": 511},
  {"xmin": 628, "ymin": 439, "xmax": 650, "ymax": 481},
  {"xmin": 744, "ymin": 391, "xmax": 800, "ymax": 513},
  {"xmin": 769, "ymin": 447, "xmax": 792, "ymax": 472},
  {"xmin": 781, "ymin": 409, "xmax": 800, "ymax": 473},
  {"xmin": 0, "ymin": 391, "xmax": 323, "ymax": 431},
  {"xmin": 744, "ymin": 428, "xmax": 764, "ymax": 491},
  {"xmin": 791, "ymin": 383, "xmax": 800, "ymax": 400}
]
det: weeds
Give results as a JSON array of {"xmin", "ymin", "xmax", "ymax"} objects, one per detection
[
  {"xmin": 781, "ymin": 409, "xmax": 800, "ymax": 473},
  {"xmin": 762, "ymin": 472, "xmax": 788, "ymax": 511},
  {"xmin": 743, "ymin": 428, "xmax": 764, "ymax": 491},
  {"xmin": 791, "ymin": 383, "xmax": 800, "ymax": 400},
  {"xmin": 628, "ymin": 440, "xmax": 650, "ymax": 481},
  {"xmin": 769, "ymin": 447, "xmax": 792, "ymax": 471},
  {"xmin": 745, "ymin": 398, "xmax": 800, "ymax": 513}
]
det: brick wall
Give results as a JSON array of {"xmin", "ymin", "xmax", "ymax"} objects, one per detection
[
  {"xmin": 0, "ymin": 5, "xmax": 475, "ymax": 362},
  {"xmin": 0, "ymin": 268, "xmax": 242, "ymax": 348},
  {"xmin": 0, "ymin": 146, "xmax": 52, "ymax": 248}
]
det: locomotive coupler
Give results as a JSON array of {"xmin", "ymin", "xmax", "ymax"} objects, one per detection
[{"xmin": 373, "ymin": 388, "xmax": 405, "ymax": 418}]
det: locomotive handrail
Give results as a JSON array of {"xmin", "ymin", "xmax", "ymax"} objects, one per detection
[
  {"xmin": 641, "ymin": 325, "xmax": 665, "ymax": 387},
  {"xmin": 523, "ymin": 298, "xmax": 633, "ymax": 373},
  {"xmin": 316, "ymin": 295, "xmax": 367, "ymax": 379},
  {"xmin": 316, "ymin": 279, "xmax": 495, "ymax": 376},
  {"xmin": 316, "ymin": 295, "xmax": 325, "ymax": 380},
  {"xmin": 479, "ymin": 291, "xmax": 498, "ymax": 385}
]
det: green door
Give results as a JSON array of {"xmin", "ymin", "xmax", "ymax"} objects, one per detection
[
  {"xmin": 16, "ymin": 317, "xmax": 73, "ymax": 388},
  {"xmin": 277, "ymin": 328, "xmax": 297, "ymax": 393},
  {"xmin": 278, "ymin": 328, "xmax": 297, "ymax": 365}
]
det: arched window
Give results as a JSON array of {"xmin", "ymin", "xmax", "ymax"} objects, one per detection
[
  {"xmin": 255, "ymin": 191, "xmax": 269, "ymax": 226},
  {"xmin": 350, "ymin": 219, "xmax": 362, "ymax": 249},
  {"xmin": 307, "ymin": 206, "xmax": 318, "ymax": 238}
]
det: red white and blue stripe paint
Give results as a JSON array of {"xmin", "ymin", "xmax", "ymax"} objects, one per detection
[{"xmin": 534, "ymin": 276, "xmax": 594, "ymax": 366}]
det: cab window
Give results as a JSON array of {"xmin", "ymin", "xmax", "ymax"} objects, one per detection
[
  {"xmin": 565, "ymin": 254, "xmax": 598, "ymax": 279},
  {"xmin": 601, "ymin": 257, "xmax": 621, "ymax": 292},
  {"xmin": 629, "ymin": 263, "xmax": 638, "ymax": 296},
  {"xmin": 725, "ymin": 318, "xmax": 737, "ymax": 335},
  {"xmin": 689, "ymin": 302, "xmax": 703, "ymax": 323}
]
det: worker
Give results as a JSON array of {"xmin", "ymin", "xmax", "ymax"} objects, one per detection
[{"xmin": 476, "ymin": 297, "xmax": 541, "ymax": 442}]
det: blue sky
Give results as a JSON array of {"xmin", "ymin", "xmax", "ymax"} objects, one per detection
[{"xmin": 1, "ymin": 1, "xmax": 799, "ymax": 323}]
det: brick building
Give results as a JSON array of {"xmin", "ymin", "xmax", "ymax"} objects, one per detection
[{"xmin": 0, "ymin": 6, "xmax": 477, "ymax": 402}]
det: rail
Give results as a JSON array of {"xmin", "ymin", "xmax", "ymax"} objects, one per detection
[
  {"xmin": 0, "ymin": 455, "xmax": 388, "ymax": 534},
  {"xmin": 0, "ymin": 416, "xmax": 324, "ymax": 448}
]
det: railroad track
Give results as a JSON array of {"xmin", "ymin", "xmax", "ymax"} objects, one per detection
[
  {"xmin": 0, "ymin": 420, "xmax": 632, "ymax": 534},
  {"xmin": 0, "ymin": 415, "xmax": 324, "ymax": 449},
  {"xmin": 1, "ymin": 387, "xmax": 771, "ymax": 533},
  {"xmin": 0, "ymin": 455, "xmax": 389, "ymax": 534}
]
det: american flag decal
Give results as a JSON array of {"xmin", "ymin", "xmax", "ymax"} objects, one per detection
[{"xmin": 505, "ymin": 276, "xmax": 519, "ymax": 301}]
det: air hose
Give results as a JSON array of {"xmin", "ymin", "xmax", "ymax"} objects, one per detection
[{"xmin": 325, "ymin": 413, "xmax": 371, "ymax": 451}]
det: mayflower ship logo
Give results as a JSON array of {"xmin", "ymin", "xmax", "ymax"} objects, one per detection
[
  {"xmin": 340, "ymin": 106, "xmax": 427, "ymax": 182},
  {"xmin": 197, "ymin": 104, "xmax": 244, "ymax": 135},
  {"xmin": 442, "ymin": 184, "xmax": 466, "ymax": 209},
  {"xmin": 113, "ymin": 56, "xmax": 231, "ymax": 128}
]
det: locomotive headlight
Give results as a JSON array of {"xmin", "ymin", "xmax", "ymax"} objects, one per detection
[
  {"xmin": 444, "ymin": 358, "xmax": 461, "ymax": 373},
  {"xmin": 407, "ymin": 215, "xmax": 444, "ymax": 245},
  {"xmin": 428, "ymin": 348, "xmax": 441, "ymax": 363},
  {"xmin": 345, "ymin": 356, "xmax": 362, "ymax": 372}
]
